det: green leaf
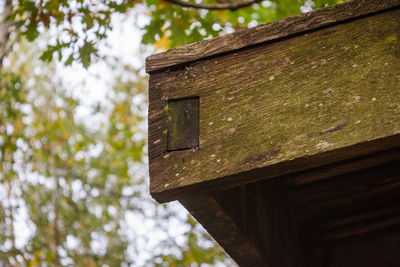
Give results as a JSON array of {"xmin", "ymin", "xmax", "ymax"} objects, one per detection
[
  {"xmin": 78, "ymin": 41, "xmax": 97, "ymax": 68},
  {"xmin": 25, "ymin": 22, "xmax": 40, "ymax": 41},
  {"xmin": 65, "ymin": 54, "xmax": 74, "ymax": 66},
  {"xmin": 40, "ymin": 47, "xmax": 55, "ymax": 62}
]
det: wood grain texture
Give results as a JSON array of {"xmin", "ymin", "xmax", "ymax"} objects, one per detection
[
  {"xmin": 328, "ymin": 231, "xmax": 400, "ymax": 267},
  {"xmin": 198, "ymin": 151, "xmax": 400, "ymax": 266},
  {"xmin": 145, "ymin": 0, "xmax": 400, "ymax": 73},
  {"xmin": 148, "ymin": 8, "xmax": 400, "ymax": 202},
  {"xmin": 179, "ymin": 194, "xmax": 267, "ymax": 267},
  {"xmin": 213, "ymin": 181, "xmax": 302, "ymax": 267},
  {"xmin": 167, "ymin": 97, "xmax": 199, "ymax": 151}
]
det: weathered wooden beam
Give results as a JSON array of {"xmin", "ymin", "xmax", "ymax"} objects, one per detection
[
  {"xmin": 179, "ymin": 194, "xmax": 267, "ymax": 267},
  {"xmin": 148, "ymin": 6, "xmax": 400, "ymax": 202},
  {"xmin": 147, "ymin": 2, "xmax": 400, "ymax": 265},
  {"xmin": 146, "ymin": 0, "xmax": 400, "ymax": 73},
  {"xmin": 211, "ymin": 181, "xmax": 303, "ymax": 267}
]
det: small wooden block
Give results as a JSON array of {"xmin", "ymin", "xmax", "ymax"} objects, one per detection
[{"xmin": 167, "ymin": 97, "xmax": 199, "ymax": 151}]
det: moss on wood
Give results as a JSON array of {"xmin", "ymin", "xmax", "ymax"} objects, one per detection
[{"xmin": 148, "ymin": 9, "xmax": 400, "ymax": 201}]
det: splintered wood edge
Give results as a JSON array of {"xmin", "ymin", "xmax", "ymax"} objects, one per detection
[{"xmin": 145, "ymin": 0, "xmax": 400, "ymax": 73}]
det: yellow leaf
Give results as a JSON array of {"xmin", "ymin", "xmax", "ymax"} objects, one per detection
[
  {"xmin": 154, "ymin": 35, "xmax": 170, "ymax": 51},
  {"xmin": 66, "ymin": 158, "xmax": 73, "ymax": 167},
  {"xmin": 215, "ymin": 10, "xmax": 227, "ymax": 20},
  {"xmin": 158, "ymin": 0, "xmax": 171, "ymax": 9},
  {"xmin": 14, "ymin": 120, "xmax": 23, "ymax": 131}
]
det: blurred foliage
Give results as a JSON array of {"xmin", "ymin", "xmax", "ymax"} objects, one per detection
[
  {"xmin": 0, "ymin": 40, "xmax": 229, "ymax": 265},
  {"xmin": 143, "ymin": 0, "xmax": 345, "ymax": 49},
  {"xmin": 4, "ymin": 0, "xmax": 343, "ymax": 67},
  {"xmin": 1, "ymin": 0, "xmax": 342, "ymax": 266}
]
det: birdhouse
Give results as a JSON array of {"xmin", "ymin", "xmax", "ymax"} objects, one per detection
[{"xmin": 146, "ymin": 0, "xmax": 400, "ymax": 266}]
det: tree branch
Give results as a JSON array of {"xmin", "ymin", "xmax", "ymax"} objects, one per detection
[
  {"xmin": 52, "ymin": 177, "xmax": 61, "ymax": 265},
  {"xmin": 164, "ymin": 0, "xmax": 263, "ymax": 10}
]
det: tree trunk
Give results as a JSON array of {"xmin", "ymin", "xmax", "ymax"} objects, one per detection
[{"xmin": 0, "ymin": 0, "xmax": 11, "ymax": 74}]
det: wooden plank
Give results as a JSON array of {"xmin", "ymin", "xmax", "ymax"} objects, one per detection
[
  {"xmin": 179, "ymin": 194, "xmax": 267, "ymax": 267},
  {"xmin": 328, "ymin": 231, "xmax": 400, "ymax": 267},
  {"xmin": 148, "ymin": 8, "xmax": 400, "ymax": 202},
  {"xmin": 284, "ymin": 148, "xmax": 400, "ymax": 186},
  {"xmin": 319, "ymin": 204, "xmax": 400, "ymax": 234},
  {"xmin": 212, "ymin": 181, "xmax": 303, "ymax": 267},
  {"xmin": 145, "ymin": 0, "xmax": 400, "ymax": 73},
  {"xmin": 285, "ymin": 159, "xmax": 400, "ymax": 226}
]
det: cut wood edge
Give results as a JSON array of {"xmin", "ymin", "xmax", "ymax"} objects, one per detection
[
  {"xmin": 151, "ymin": 134, "xmax": 400, "ymax": 203},
  {"xmin": 145, "ymin": 0, "xmax": 400, "ymax": 73}
]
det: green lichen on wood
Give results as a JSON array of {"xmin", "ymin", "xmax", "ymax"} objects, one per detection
[
  {"xmin": 167, "ymin": 101, "xmax": 184, "ymax": 146},
  {"xmin": 386, "ymin": 33, "xmax": 398, "ymax": 44},
  {"xmin": 166, "ymin": 98, "xmax": 199, "ymax": 151},
  {"xmin": 150, "ymin": 9, "xmax": 400, "ymax": 196}
]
